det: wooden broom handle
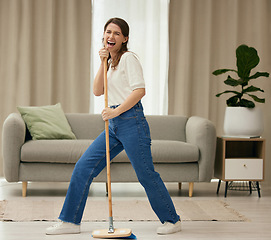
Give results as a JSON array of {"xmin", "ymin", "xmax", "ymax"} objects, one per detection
[{"xmin": 103, "ymin": 58, "xmax": 113, "ymax": 218}]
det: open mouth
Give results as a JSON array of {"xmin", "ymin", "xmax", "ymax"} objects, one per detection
[{"xmin": 107, "ymin": 41, "xmax": 116, "ymax": 47}]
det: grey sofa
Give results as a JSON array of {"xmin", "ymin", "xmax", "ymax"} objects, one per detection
[{"xmin": 2, "ymin": 113, "xmax": 216, "ymax": 197}]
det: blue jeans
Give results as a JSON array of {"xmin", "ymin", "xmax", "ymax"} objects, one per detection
[{"xmin": 59, "ymin": 102, "xmax": 180, "ymax": 225}]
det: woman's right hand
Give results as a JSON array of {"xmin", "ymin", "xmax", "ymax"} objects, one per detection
[{"xmin": 99, "ymin": 47, "xmax": 109, "ymax": 62}]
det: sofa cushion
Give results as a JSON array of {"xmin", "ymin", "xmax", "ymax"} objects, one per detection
[
  {"xmin": 65, "ymin": 114, "xmax": 105, "ymax": 140},
  {"xmin": 64, "ymin": 114, "xmax": 188, "ymax": 142},
  {"xmin": 112, "ymin": 140, "xmax": 199, "ymax": 163},
  {"xmin": 21, "ymin": 140, "xmax": 93, "ymax": 164},
  {"xmin": 17, "ymin": 103, "xmax": 76, "ymax": 140},
  {"xmin": 146, "ymin": 115, "xmax": 188, "ymax": 141},
  {"xmin": 21, "ymin": 139, "xmax": 199, "ymax": 164}
]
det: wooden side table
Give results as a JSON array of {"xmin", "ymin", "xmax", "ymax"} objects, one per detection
[{"xmin": 214, "ymin": 137, "xmax": 265, "ymax": 197}]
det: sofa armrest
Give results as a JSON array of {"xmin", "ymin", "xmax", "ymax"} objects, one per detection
[
  {"xmin": 2, "ymin": 113, "xmax": 26, "ymax": 182},
  {"xmin": 186, "ymin": 116, "xmax": 216, "ymax": 182}
]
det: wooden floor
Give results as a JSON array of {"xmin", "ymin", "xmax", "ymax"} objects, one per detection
[{"xmin": 1, "ymin": 178, "xmax": 271, "ymax": 240}]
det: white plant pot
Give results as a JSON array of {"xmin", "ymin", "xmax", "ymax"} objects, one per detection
[{"xmin": 223, "ymin": 106, "xmax": 264, "ymax": 137}]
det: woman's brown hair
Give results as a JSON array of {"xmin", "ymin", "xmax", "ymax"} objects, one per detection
[{"xmin": 104, "ymin": 18, "xmax": 129, "ymax": 69}]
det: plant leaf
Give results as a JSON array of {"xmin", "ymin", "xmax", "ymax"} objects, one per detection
[
  {"xmin": 226, "ymin": 96, "xmax": 239, "ymax": 106},
  {"xmin": 216, "ymin": 90, "xmax": 241, "ymax": 97},
  {"xmin": 248, "ymin": 71, "xmax": 270, "ymax": 80},
  {"xmin": 212, "ymin": 69, "xmax": 238, "ymax": 76},
  {"xmin": 236, "ymin": 44, "xmax": 259, "ymax": 79},
  {"xmin": 248, "ymin": 94, "xmax": 265, "ymax": 103},
  {"xmin": 224, "ymin": 75, "xmax": 243, "ymax": 86},
  {"xmin": 243, "ymin": 85, "xmax": 264, "ymax": 93},
  {"xmin": 239, "ymin": 99, "xmax": 255, "ymax": 108}
]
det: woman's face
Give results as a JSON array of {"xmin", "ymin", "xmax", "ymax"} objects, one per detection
[{"xmin": 103, "ymin": 23, "xmax": 128, "ymax": 54}]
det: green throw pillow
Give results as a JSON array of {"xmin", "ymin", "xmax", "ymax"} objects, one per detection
[{"xmin": 17, "ymin": 103, "xmax": 76, "ymax": 140}]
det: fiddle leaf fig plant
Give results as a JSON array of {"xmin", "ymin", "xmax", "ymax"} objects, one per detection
[{"xmin": 213, "ymin": 44, "xmax": 269, "ymax": 108}]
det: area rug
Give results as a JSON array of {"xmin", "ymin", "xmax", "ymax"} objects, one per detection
[{"xmin": 0, "ymin": 199, "xmax": 249, "ymax": 222}]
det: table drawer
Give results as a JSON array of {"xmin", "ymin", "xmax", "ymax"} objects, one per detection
[{"xmin": 225, "ymin": 158, "xmax": 263, "ymax": 180}]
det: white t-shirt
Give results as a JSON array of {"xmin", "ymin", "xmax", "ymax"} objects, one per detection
[{"xmin": 107, "ymin": 52, "xmax": 145, "ymax": 106}]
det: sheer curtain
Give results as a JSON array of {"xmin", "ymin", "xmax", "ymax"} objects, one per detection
[
  {"xmin": 0, "ymin": 0, "xmax": 91, "ymax": 176},
  {"xmin": 168, "ymin": 0, "xmax": 271, "ymax": 185},
  {"xmin": 90, "ymin": 0, "xmax": 169, "ymax": 115}
]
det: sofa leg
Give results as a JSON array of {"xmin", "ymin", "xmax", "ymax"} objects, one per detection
[
  {"xmin": 189, "ymin": 182, "xmax": 194, "ymax": 197},
  {"xmin": 22, "ymin": 181, "xmax": 27, "ymax": 197},
  {"xmin": 178, "ymin": 182, "xmax": 182, "ymax": 190}
]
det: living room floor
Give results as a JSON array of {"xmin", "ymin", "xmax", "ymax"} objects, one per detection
[{"xmin": 0, "ymin": 179, "xmax": 271, "ymax": 240}]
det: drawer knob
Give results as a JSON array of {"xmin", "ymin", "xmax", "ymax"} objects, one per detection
[{"xmin": 243, "ymin": 164, "xmax": 247, "ymax": 167}]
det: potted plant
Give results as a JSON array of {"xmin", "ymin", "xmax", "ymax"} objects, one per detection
[{"xmin": 213, "ymin": 44, "xmax": 269, "ymax": 137}]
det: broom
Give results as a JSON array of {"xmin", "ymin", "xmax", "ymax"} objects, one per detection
[{"xmin": 92, "ymin": 58, "xmax": 136, "ymax": 239}]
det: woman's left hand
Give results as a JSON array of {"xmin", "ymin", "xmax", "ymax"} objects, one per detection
[{"xmin": 102, "ymin": 107, "xmax": 119, "ymax": 121}]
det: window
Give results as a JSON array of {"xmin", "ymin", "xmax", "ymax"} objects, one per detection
[{"xmin": 90, "ymin": 0, "xmax": 169, "ymax": 115}]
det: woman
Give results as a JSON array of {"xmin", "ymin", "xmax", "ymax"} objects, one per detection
[{"xmin": 46, "ymin": 17, "xmax": 181, "ymax": 236}]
